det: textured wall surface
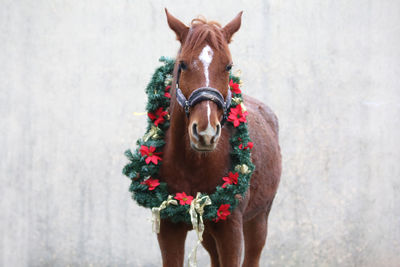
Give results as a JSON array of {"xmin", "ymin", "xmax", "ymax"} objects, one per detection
[{"xmin": 1, "ymin": 0, "xmax": 400, "ymax": 266}]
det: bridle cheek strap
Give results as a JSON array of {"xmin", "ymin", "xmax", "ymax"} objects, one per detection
[{"xmin": 176, "ymin": 86, "xmax": 232, "ymax": 126}]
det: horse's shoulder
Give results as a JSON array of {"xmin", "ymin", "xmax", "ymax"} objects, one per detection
[{"xmin": 243, "ymin": 94, "xmax": 279, "ymax": 136}]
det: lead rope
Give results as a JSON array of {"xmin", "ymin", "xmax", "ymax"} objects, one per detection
[{"xmin": 187, "ymin": 193, "xmax": 212, "ymax": 267}]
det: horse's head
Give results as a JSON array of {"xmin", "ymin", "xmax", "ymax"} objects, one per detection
[{"xmin": 165, "ymin": 9, "xmax": 242, "ymax": 152}]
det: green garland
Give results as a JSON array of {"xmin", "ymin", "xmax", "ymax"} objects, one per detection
[{"xmin": 123, "ymin": 57, "xmax": 255, "ymax": 223}]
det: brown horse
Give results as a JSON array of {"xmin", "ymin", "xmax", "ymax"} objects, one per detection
[{"xmin": 157, "ymin": 9, "xmax": 281, "ymax": 267}]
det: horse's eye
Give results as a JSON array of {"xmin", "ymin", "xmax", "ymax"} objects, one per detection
[
  {"xmin": 180, "ymin": 61, "xmax": 188, "ymax": 70},
  {"xmin": 226, "ymin": 64, "xmax": 233, "ymax": 72}
]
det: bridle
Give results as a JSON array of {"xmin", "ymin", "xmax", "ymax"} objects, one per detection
[{"xmin": 175, "ymin": 64, "xmax": 232, "ymax": 126}]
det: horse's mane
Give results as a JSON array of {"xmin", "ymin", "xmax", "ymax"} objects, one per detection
[{"xmin": 182, "ymin": 16, "xmax": 226, "ymax": 54}]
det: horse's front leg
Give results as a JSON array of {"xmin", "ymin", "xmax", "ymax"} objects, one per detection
[
  {"xmin": 157, "ymin": 219, "xmax": 190, "ymax": 267},
  {"xmin": 207, "ymin": 211, "xmax": 243, "ymax": 267}
]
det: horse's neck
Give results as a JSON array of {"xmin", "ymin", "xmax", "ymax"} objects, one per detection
[
  {"xmin": 166, "ymin": 101, "xmax": 206, "ymax": 162},
  {"xmin": 161, "ymin": 99, "xmax": 231, "ymax": 193}
]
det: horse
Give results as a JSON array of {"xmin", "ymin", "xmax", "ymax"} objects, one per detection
[{"xmin": 157, "ymin": 9, "xmax": 281, "ymax": 267}]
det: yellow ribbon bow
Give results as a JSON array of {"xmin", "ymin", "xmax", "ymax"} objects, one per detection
[
  {"xmin": 235, "ymin": 164, "xmax": 251, "ymax": 174},
  {"xmin": 151, "ymin": 195, "xmax": 178, "ymax": 234},
  {"xmin": 187, "ymin": 193, "xmax": 212, "ymax": 267},
  {"xmin": 232, "ymin": 97, "xmax": 242, "ymax": 105},
  {"xmin": 143, "ymin": 126, "xmax": 162, "ymax": 142}
]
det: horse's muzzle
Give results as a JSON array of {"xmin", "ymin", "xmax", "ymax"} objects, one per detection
[{"xmin": 189, "ymin": 122, "xmax": 221, "ymax": 152}]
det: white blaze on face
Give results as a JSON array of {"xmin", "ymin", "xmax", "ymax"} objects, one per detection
[
  {"xmin": 199, "ymin": 45, "xmax": 214, "ymax": 87},
  {"xmin": 199, "ymin": 102, "xmax": 216, "ymax": 136},
  {"xmin": 199, "ymin": 101, "xmax": 216, "ymax": 137},
  {"xmin": 198, "ymin": 45, "xmax": 216, "ymax": 137}
]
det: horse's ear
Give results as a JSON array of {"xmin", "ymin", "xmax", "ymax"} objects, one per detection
[
  {"xmin": 165, "ymin": 8, "xmax": 189, "ymax": 43},
  {"xmin": 223, "ymin": 11, "xmax": 243, "ymax": 43}
]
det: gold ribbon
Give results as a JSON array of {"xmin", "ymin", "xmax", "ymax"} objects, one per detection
[
  {"xmin": 164, "ymin": 74, "xmax": 173, "ymax": 86},
  {"xmin": 235, "ymin": 164, "xmax": 251, "ymax": 174},
  {"xmin": 187, "ymin": 193, "xmax": 212, "ymax": 267},
  {"xmin": 232, "ymin": 97, "xmax": 242, "ymax": 105},
  {"xmin": 151, "ymin": 195, "xmax": 178, "ymax": 234},
  {"xmin": 234, "ymin": 69, "xmax": 242, "ymax": 77},
  {"xmin": 143, "ymin": 126, "xmax": 162, "ymax": 142}
]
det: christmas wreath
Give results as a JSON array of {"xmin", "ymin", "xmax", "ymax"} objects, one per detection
[{"xmin": 123, "ymin": 57, "xmax": 255, "ymax": 225}]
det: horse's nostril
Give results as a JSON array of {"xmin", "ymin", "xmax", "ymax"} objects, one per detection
[
  {"xmin": 211, "ymin": 123, "xmax": 221, "ymax": 144},
  {"xmin": 192, "ymin": 123, "xmax": 199, "ymax": 140},
  {"xmin": 215, "ymin": 123, "xmax": 221, "ymax": 137}
]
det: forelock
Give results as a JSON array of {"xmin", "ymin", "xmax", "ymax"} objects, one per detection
[{"xmin": 181, "ymin": 16, "xmax": 226, "ymax": 54}]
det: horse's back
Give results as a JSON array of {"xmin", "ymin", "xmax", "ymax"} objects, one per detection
[
  {"xmin": 244, "ymin": 94, "xmax": 279, "ymax": 138},
  {"xmin": 242, "ymin": 94, "xmax": 281, "ymax": 220}
]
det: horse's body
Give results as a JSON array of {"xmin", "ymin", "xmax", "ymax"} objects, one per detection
[{"xmin": 157, "ymin": 10, "xmax": 281, "ymax": 267}]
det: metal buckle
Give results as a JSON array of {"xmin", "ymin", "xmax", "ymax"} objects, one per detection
[{"xmin": 184, "ymin": 101, "xmax": 190, "ymax": 117}]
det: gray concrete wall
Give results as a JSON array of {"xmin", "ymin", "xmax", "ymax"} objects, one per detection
[{"xmin": 1, "ymin": 0, "xmax": 400, "ymax": 266}]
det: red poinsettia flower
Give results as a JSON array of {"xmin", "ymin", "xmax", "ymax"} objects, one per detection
[
  {"xmin": 148, "ymin": 107, "xmax": 168, "ymax": 126},
  {"xmin": 214, "ymin": 204, "xmax": 231, "ymax": 222},
  {"xmin": 139, "ymin": 145, "xmax": 162, "ymax": 165},
  {"xmin": 164, "ymin": 85, "xmax": 171, "ymax": 98},
  {"xmin": 229, "ymin": 79, "xmax": 241, "ymax": 94},
  {"xmin": 228, "ymin": 105, "xmax": 248, "ymax": 127},
  {"xmin": 174, "ymin": 192, "xmax": 194, "ymax": 205},
  {"xmin": 222, "ymin": 172, "xmax": 239, "ymax": 188},
  {"xmin": 141, "ymin": 177, "xmax": 160, "ymax": 190},
  {"xmin": 245, "ymin": 142, "xmax": 254, "ymax": 149},
  {"xmin": 239, "ymin": 142, "xmax": 254, "ymax": 150}
]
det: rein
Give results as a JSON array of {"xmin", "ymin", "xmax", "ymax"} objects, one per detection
[{"xmin": 175, "ymin": 64, "xmax": 232, "ymax": 125}]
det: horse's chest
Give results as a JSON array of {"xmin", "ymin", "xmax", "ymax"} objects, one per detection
[{"xmin": 159, "ymin": 158, "xmax": 229, "ymax": 196}]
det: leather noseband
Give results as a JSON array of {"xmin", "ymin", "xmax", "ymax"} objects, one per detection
[{"xmin": 175, "ymin": 64, "xmax": 232, "ymax": 126}]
